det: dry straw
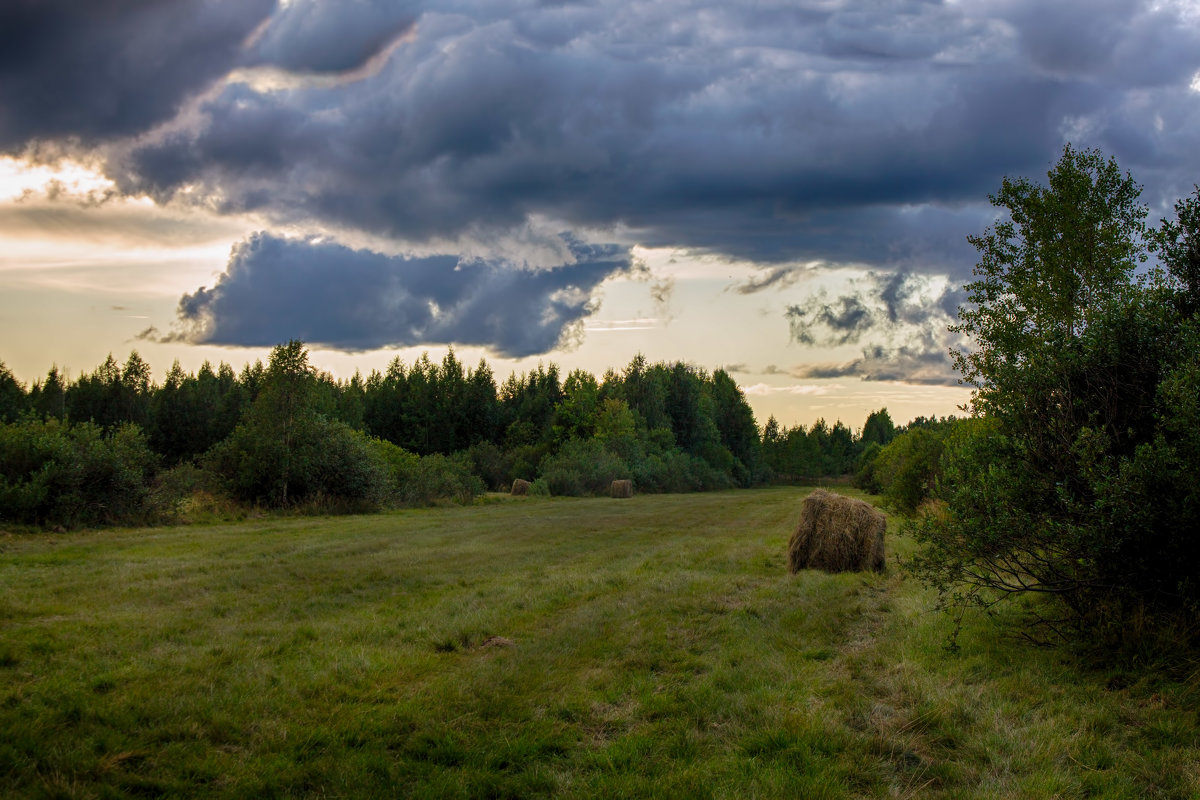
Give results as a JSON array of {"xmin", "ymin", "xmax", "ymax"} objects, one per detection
[
  {"xmin": 510, "ymin": 479, "xmax": 531, "ymax": 496},
  {"xmin": 610, "ymin": 479, "xmax": 633, "ymax": 498},
  {"xmin": 787, "ymin": 489, "xmax": 886, "ymax": 574}
]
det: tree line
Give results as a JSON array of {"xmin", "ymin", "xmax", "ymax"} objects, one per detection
[{"xmin": 0, "ymin": 344, "xmax": 897, "ymax": 528}]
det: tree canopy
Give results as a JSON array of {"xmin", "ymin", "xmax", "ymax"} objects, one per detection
[{"xmin": 911, "ymin": 147, "xmax": 1200, "ymax": 641}]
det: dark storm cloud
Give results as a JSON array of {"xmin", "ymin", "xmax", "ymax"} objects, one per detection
[
  {"xmin": 5, "ymin": 0, "xmax": 1199, "ymax": 312},
  {"xmin": 0, "ymin": 0, "xmax": 275, "ymax": 151},
  {"xmin": 152, "ymin": 232, "xmax": 631, "ymax": 357},
  {"xmin": 87, "ymin": 0, "xmax": 1194, "ymax": 273},
  {"xmin": 246, "ymin": 0, "xmax": 418, "ymax": 74}
]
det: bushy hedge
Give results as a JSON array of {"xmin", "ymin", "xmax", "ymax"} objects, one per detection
[
  {"xmin": 205, "ymin": 416, "xmax": 389, "ymax": 508},
  {"xmin": 0, "ymin": 419, "xmax": 158, "ymax": 527},
  {"xmin": 392, "ymin": 450, "xmax": 485, "ymax": 506},
  {"xmin": 538, "ymin": 439, "xmax": 629, "ymax": 496},
  {"xmin": 525, "ymin": 437, "xmax": 736, "ymax": 497},
  {"xmin": 630, "ymin": 449, "xmax": 734, "ymax": 493}
]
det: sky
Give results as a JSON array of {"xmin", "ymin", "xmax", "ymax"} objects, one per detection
[{"xmin": 2, "ymin": 0, "xmax": 1199, "ymax": 431}]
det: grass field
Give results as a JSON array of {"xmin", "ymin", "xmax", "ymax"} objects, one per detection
[{"xmin": 2, "ymin": 487, "xmax": 1198, "ymax": 798}]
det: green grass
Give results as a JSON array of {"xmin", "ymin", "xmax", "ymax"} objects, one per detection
[{"xmin": 1, "ymin": 487, "xmax": 1197, "ymax": 798}]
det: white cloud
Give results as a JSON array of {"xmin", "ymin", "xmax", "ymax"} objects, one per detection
[{"xmin": 740, "ymin": 382, "xmax": 839, "ymax": 397}]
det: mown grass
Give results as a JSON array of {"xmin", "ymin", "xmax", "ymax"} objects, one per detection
[{"xmin": 1, "ymin": 487, "xmax": 1197, "ymax": 798}]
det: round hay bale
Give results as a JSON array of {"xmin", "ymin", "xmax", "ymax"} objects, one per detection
[
  {"xmin": 510, "ymin": 478, "xmax": 531, "ymax": 496},
  {"xmin": 610, "ymin": 479, "xmax": 633, "ymax": 498},
  {"xmin": 787, "ymin": 489, "xmax": 886, "ymax": 574}
]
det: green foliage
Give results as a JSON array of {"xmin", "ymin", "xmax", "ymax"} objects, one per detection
[
  {"xmin": 0, "ymin": 361, "xmax": 27, "ymax": 423},
  {"xmin": 860, "ymin": 408, "xmax": 896, "ymax": 447},
  {"xmin": 594, "ymin": 397, "xmax": 639, "ymax": 459},
  {"xmin": 852, "ymin": 441, "xmax": 883, "ymax": 493},
  {"xmin": 708, "ymin": 369, "xmax": 762, "ymax": 485},
  {"xmin": 362, "ymin": 350, "xmax": 498, "ymax": 455},
  {"xmin": 366, "ymin": 436, "xmax": 483, "ymax": 506},
  {"xmin": 506, "ymin": 442, "xmax": 549, "ymax": 486},
  {"xmin": 872, "ymin": 424, "xmax": 953, "ymax": 514},
  {"xmin": 28, "ymin": 366, "xmax": 66, "ymax": 420},
  {"xmin": 394, "ymin": 452, "xmax": 486, "ymax": 506},
  {"xmin": 1147, "ymin": 185, "xmax": 1200, "ymax": 315},
  {"xmin": 464, "ymin": 440, "xmax": 511, "ymax": 491},
  {"xmin": 0, "ymin": 418, "xmax": 157, "ymax": 527},
  {"xmin": 554, "ymin": 369, "xmax": 600, "ymax": 442},
  {"xmin": 538, "ymin": 438, "xmax": 629, "ymax": 496},
  {"xmin": 628, "ymin": 448, "xmax": 735, "ymax": 493},
  {"xmin": 206, "ymin": 418, "xmax": 388, "ymax": 509},
  {"xmin": 762, "ymin": 416, "xmax": 857, "ymax": 480},
  {"xmin": 10, "ymin": 342, "xmax": 780, "ymax": 514},
  {"xmin": 204, "ymin": 342, "xmax": 389, "ymax": 508},
  {"xmin": 149, "ymin": 360, "xmax": 245, "ymax": 464},
  {"xmin": 911, "ymin": 146, "xmax": 1200, "ymax": 638},
  {"xmin": 64, "ymin": 352, "xmax": 154, "ymax": 431}
]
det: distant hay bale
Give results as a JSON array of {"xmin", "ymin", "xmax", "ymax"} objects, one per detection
[
  {"xmin": 511, "ymin": 479, "xmax": 531, "ymax": 496},
  {"xmin": 610, "ymin": 479, "xmax": 633, "ymax": 498},
  {"xmin": 787, "ymin": 489, "xmax": 886, "ymax": 574}
]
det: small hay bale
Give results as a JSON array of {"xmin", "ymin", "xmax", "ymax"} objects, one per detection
[
  {"xmin": 610, "ymin": 479, "xmax": 633, "ymax": 498},
  {"xmin": 510, "ymin": 478, "xmax": 531, "ymax": 496},
  {"xmin": 787, "ymin": 489, "xmax": 885, "ymax": 574}
]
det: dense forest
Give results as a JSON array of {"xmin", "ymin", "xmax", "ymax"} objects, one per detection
[{"xmin": 0, "ymin": 343, "xmax": 907, "ymax": 529}]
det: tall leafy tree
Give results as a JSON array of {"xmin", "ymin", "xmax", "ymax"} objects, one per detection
[
  {"xmin": 206, "ymin": 341, "xmax": 385, "ymax": 506},
  {"xmin": 912, "ymin": 146, "xmax": 1200, "ymax": 637},
  {"xmin": 29, "ymin": 367, "xmax": 66, "ymax": 420},
  {"xmin": 860, "ymin": 408, "xmax": 896, "ymax": 448},
  {"xmin": 555, "ymin": 369, "xmax": 600, "ymax": 442},
  {"xmin": 708, "ymin": 369, "xmax": 761, "ymax": 484},
  {"xmin": 1149, "ymin": 185, "xmax": 1200, "ymax": 315},
  {"xmin": 463, "ymin": 359, "xmax": 499, "ymax": 447},
  {"xmin": 0, "ymin": 361, "xmax": 27, "ymax": 422}
]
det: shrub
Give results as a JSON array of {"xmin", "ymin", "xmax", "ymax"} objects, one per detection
[
  {"xmin": 630, "ymin": 449, "xmax": 734, "ymax": 493},
  {"xmin": 872, "ymin": 427, "xmax": 947, "ymax": 514},
  {"xmin": 465, "ymin": 441, "xmax": 511, "ymax": 491},
  {"xmin": 205, "ymin": 417, "xmax": 389, "ymax": 508},
  {"xmin": 537, "ymin": 439, "xmax": 629, "ymax": 496},
  {"xmin": 507, "ymin": 443, "xmax": 549, "ymax": 487},
  {"xmin": 395, "ymin": 453, "xmax": 485, "ymax": 506},
  {"xmin": 0, "ymin": 419, "xmax": 157, "ymax": 528},
  {"xmin": 852, "ymin": 441, "xmax": 883, "ymax": 493}
]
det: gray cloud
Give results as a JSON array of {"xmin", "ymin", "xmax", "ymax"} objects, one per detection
[
  {"xmin": 0, "ymin": 0, "xmax": 274, "ymax": 151},
  {"xmin": 786, "ymin": 297, "xmax": 873, "ymax": 346},
  {"xmin": 246, "ymin": 0, "xmax": 417, "ymax": 74},
  {"xmin": 80, "ymin": 0, "xmax": 1196, "ymax": 273},
  {"xmin": 735, "ymin": 265, "xmax": 813, "ymax": 295},
  {"xmin": 791, "ymin": 338, "xmax": 963, "ymax": 387},
  {"xmin": 784, "ymin": 271, "xmax": 968, "ymax": 385},
  {"xmin": 149, "ymin": 232, "xmax": 630, "ymax": 357}
]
